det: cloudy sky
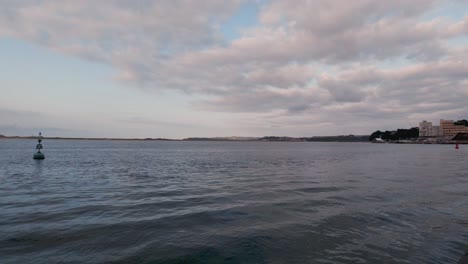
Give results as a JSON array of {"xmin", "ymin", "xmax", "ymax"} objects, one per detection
[{"xmin": 1, "ymin": 0, "xmax": 467, "ymax": 138}]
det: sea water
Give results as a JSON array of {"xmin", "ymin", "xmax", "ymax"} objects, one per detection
[{"xmin": 0, "ymin": 140, "xmax": 467, "ymax": 263}]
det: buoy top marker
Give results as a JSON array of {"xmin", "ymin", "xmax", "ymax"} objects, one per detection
[{"xmin": 33, "ymin": 132, "xmax": 45, "ymax": 160}]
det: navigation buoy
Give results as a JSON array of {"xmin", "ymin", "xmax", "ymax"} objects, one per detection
[
  {"xmin": 33, "ymin": 132, "xmax": 45, "ymax": 160},
  {"xmin": 455, "ymin": 142, "xmax": 459, "ymax": 150}
]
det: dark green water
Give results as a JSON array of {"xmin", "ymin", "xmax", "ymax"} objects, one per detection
[{"xmin": 0, "ymin": 139, "xmax": 467, "ymax": 263}]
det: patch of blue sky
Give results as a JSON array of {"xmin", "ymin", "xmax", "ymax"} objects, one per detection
[
  {"xmin": 423, "ymin": 0, "xmax": 468, "ymax": 21},
  {"xmin": 0, "ymin": 38, "xmax": 115, "ymax": 110},
  {"xmin": 0, "ymin": 37, "xmax": 114, "ymax": 82},
  {"xmin": 220, "ymin": 1, "xmax": 261, "ymax": 42},
  {"xmin": 0, "ymin": 37, "xmax": 191, "ymax": 119},
  {"xmin": 379, "ymin": 57, "xmax": 413, "ymax": 71},
  {"xmin": 308, "ymin": 62, "xmax": 339, "ymax": 77},
  {"xmin": 447, "ymin": 35, "xmax": 468, "ymax": 48}
]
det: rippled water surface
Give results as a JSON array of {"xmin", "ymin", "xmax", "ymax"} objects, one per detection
[{"xmin": 1, "ymin": 139, "xmax": 467, "ymax": 263}]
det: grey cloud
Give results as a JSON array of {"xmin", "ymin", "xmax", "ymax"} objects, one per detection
[
  {"xmin": 3, "ymin": 0, "xmax": 464, "ymax": 93},
  {"xmin": 118, "ymin": 116, "xmax": 208, "ymax": 129},
  {"xmin": 251, "ymin": 56, "xmax": 468, "ymax": 134},
  {"xmin": 194, "ymin": 86, "xmax": 330, "ymax": 113},
  {"xmin": 0, "ymin": 108, "xmax": 42, "ymax": 118},
  {"xmin": 0, "ymin": 108, "xmax": 43, "ymax": 127},
  {"xmin": 0, "ymin": 0, "xmax": 243, "ymax": 63},
  {"xmin": 287, "ymin": 104, "xmax": 310, "ymax": 113},
  {"xmin": 0, "ymin": 124, "xmax": 89, "ymax": 137},
  {"xmin": 317, "ymin": 76, "xmax": 370, "ymax": 103}
]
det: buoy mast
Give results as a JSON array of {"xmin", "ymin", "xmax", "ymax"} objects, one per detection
[{"xmin": 33, "ymin": 132, "xmax": 45, "ymax": 160}]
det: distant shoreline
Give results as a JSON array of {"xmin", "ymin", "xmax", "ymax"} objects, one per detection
[
  {"xmin": 1, "ymin": 136, "xmax": 467, "ymax": 144},
  {"xmin": 0, "ymin": 136, "xmax": 177, "ymax": 141},
  {"xmin": 0, "ymin": 135, "xmax": 370, "ymax": 142}
]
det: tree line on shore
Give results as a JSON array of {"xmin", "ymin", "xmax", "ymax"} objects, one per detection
[
  {"xmin": 454, "ymin": 119, "xmax": 468, "ymax": 126},
  {"xmin": 369, "ymin": 128, "xmax": 419, "ymax": 141}
]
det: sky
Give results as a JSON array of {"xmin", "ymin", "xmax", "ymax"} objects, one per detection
[{"xmin": 1, "ymin": 0, "xmax": 468, "ymax": 138}]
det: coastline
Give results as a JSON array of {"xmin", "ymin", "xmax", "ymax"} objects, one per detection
[
  {"xmin": 0, "ymin": 135, "xmax": 369, "ymax": 142},
  {"xmin": 0, "ymin": 136, "xmax": 177, "ymax": 141},
  {"xmin": 1, "ymin": 135, "xmax": 466, "ymax": 144}
]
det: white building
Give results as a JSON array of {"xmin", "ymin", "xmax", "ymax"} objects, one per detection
[{"xmin": 419, "ymin": 120, "xmax": 433, "ymax": 137}]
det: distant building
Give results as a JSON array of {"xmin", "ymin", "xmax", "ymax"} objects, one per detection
[
  {"xmin": 419, "ymin": 119, "xmax": 466, "ymax": 139},
  {"xmin": 432, "ymin": 125, "xmax": 443, "ymax": 137},
  {"xmin": 440, "ymin": 119, "xmax": 468, "ymax": 139},
  {"xmin": 419, "ymin": 120, "xmax": 433, "ymax": 137}
]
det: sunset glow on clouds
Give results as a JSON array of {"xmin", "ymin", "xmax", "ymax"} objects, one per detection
[{"xmin": 1, "ymin": 0, "xmax": 467, "ymax": 138}]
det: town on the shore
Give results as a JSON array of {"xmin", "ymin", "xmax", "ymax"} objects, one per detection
[{"xmin": 370, "ymin": 119, "xmax": 468, "ymax": 144}]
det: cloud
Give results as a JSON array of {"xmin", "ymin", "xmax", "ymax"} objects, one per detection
[
  {"xmin": 0, "ymin": 0, "xmax": 243, "ymax": 66},
  {"xmin": 0, "ymin": 108, "xmax": 42, "ymax": 118},
  {"xmin": 0, "ymin": 108, "xmax": 42, "ymax": 126},
  {"xmin": 0, "ymin": 124, "xmax": 84, "ymax": 137},
  {"xmin": 194, "ymin": 85, "xmax": 329, "ymax": 113},
  {"xmin": 1, "ymin": 0, "xmax": 468, "ymax": 135}
]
